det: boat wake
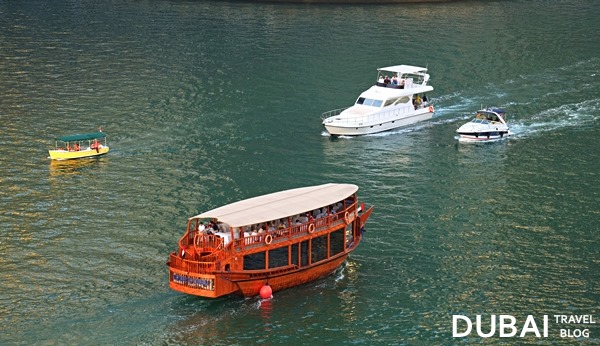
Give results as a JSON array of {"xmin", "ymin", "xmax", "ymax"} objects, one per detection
[
  {"xmin": 430, "ymin": 59, "xmax": 599, "ymax": 140},
  {"xmin": 508, "ymin": 99, "xmax": 598, "ymax": 139}
]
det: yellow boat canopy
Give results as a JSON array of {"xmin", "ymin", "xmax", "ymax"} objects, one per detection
[{"xmin": 192, "ymin": 183, "xmax": 358, "ymax": 227}]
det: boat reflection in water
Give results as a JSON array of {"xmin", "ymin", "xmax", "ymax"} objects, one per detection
[
  {"xmin": 167, "ymin": 183, "xmax": 374, "ymax": 298},
  {"xmin": 48, "ymin": 156, "xmax": 108, "ymax": 179}
]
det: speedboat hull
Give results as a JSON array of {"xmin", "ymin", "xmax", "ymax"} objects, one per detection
[{"xmin": 457, "ymin": 131, "xmax": 510, "ymax": 142}]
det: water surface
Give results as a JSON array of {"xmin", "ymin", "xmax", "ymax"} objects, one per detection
[{"xmin": 0, "ymin": 0, "xmax": 599, "ymax": 344}]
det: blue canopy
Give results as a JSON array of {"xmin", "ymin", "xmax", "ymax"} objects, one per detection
[{"xmin": 486, "ymin": 108, "xmax": 506, "ymax": 114}]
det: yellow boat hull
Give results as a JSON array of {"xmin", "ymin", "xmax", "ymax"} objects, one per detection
[{"xmin": 48, "ymin": 147, "xmax": 109, "ymax": 160}]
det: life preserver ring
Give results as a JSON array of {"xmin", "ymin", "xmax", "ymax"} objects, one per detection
[
  {"xmin": 344, "ymin": 212, "xmax": 351, "ymax": 224},
  {"xmin": 265, "ymin": 234, "xmax": 273, "ymax": 245},
  {"xmin": 429, "ymin": 105, "xmax": 434, "ymax": 113},
  {"xmin": 308, "ymin": 223, "xmax": 315, "ymax": 233}
]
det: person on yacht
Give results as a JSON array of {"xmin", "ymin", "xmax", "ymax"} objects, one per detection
[{"xmin": 413, "ymin": 95, "xmax": 422, "ymax": 109}]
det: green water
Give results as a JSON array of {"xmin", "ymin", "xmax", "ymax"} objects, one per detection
[{"xmin": 1, "ymin": 0, "xmax": 598, "ymax": 344}]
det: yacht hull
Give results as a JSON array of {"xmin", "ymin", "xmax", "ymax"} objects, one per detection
[{"xmin": 324, "ymin": 109, "xmax": 433, "ymax": 136}]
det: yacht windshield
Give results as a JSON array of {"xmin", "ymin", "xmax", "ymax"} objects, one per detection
[{"xmin": 356, "ymin": 97, "xmax": 383, "ymax": 107}]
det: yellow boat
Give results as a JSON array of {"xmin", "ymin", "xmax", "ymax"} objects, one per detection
[{"xmin": 48, "ymin": 131, "xmax": 109, "ymax": 160}]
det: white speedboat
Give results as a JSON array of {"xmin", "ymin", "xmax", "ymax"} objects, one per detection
[
  {"xmin": 321, "ymin": 65, "xmax": 434, "ymax": 136},
  {"xmin": 456, "ymin": 108, "xmax": 511, "ymax": 142}
]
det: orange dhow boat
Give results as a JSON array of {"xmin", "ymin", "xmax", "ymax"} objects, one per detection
[{"xmin": 167, "ymin": 183, "xmax": 374, "ymax": 298}]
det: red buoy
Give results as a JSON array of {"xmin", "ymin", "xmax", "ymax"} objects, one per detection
[{"xmin": 259, "ymin": 284, "xmax": 272, "ymax": 299}]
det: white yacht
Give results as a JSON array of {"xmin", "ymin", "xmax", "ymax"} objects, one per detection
[
  {"xmin": 321, "ymin": 65, "xmax": 434, "ymax": 136},
  {"xmin": 456, "ymin": 108, "xmax": 511, "ymax": 142}
]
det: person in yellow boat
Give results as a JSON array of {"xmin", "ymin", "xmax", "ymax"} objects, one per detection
[
  {"xmin": 74, "ymin": 143, "xmax": 80, "ymax": 151},
  {"xmin": 91, "ymin": 139, "xmax": 100, "ymax": 153}
]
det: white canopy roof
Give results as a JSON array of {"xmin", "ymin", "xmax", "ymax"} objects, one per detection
[
  {"xmin": 378, "ymin": 65, "xmax": 428, "ymax": 74},
  {"xmin": 192, "ymin": 183, "xmax": 358, "ymax": 227}
]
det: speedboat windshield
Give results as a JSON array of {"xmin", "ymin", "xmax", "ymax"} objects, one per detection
[
  {"xmin": 471, "ymin": 118, "xmax": 490, "ymax": 124},
  {"xmin": 474, "ymin": 111, "xmax": 502, "ymax": 122},
  {"xmin": 356, "ymin": 97, "xmax": 383, "ymax": 107}
]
